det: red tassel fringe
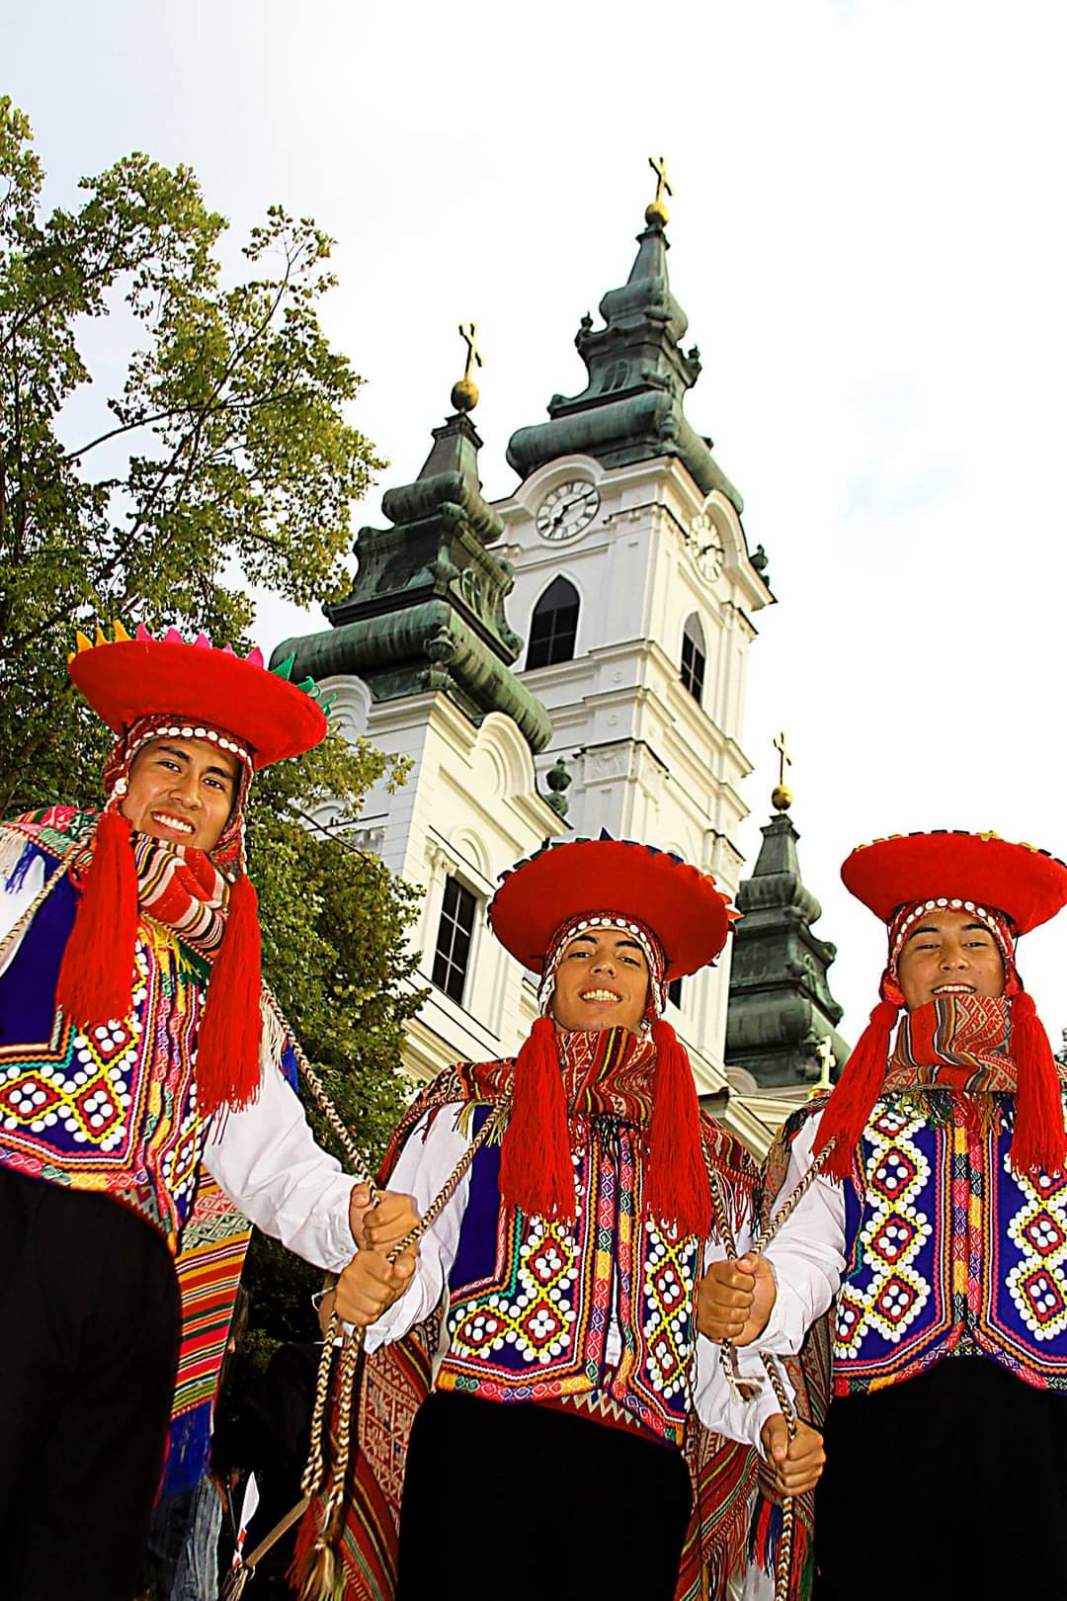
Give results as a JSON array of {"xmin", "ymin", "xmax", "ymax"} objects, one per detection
[
  {"xmin": 195, "ymin": 873, "xmax": 263, "ymax": 1115},
  {"xmin": 648, "ymin": 1018, "xmax": 711, "ymax": 1238},
  {"xmin": 814, "ymin": 999, "xmax": 900, "ymax": 1180},
  {"xmin": 499, "ymin": 1016, "xmax": 575, "ymax": 1220},
  {"xmin": 1009, "ymin": 990, "xmax": 1067, "ymax": 1177},
  {"xmin": 56, "ymin": 809, "xmax": 139, "ymax": 1029},
  {"xmin": 288, "ymin": 1495, "xmax": 319, "ymax": 1595}
]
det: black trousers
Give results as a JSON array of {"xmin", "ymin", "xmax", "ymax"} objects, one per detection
[
  {"xmin": 395, "ymin": 1391, "xmax": 692, "ymax": 1601},
  {"xmin": 813, "ymin": 1356, "xmax": 1067, "ymax": 1601},
  {"xmin": 0, "ymin": 1167, "xmax": 181, "ymax": 1601}
]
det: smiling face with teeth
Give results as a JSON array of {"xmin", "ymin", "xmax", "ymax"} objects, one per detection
[
  {"xmin": 896, "ymin": 906, "xmax": 1006, "ymax": 1010},
  {"xmin": 120, "ymin": 735, "xmax": 241, "ymax": 853},
  {"xmin": 550, "ymin": 925, "xmax": 651, "ymax": 1034}
]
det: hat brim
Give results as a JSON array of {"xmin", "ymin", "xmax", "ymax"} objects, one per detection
[
  {"xmin": 842, "ymin": 832, "xmax": 1067, "ymax": 935},
  {"xmin": 488, "ymin": 839, "xmax": 733, "ymax": 981},
  {"xmin": 69, "ymin": 640, "xmax": 327, "ymax": 769}
]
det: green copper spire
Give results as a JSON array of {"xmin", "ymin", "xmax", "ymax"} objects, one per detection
[
  {"xmin": 725, "ymin": 790, "xmax": 848, "ymax": 1089},
  {"xmin": 273, "ymin": 340, "xmax": 552, "ymax": 751},
  {"xmin": 507, "ymin": 168, "xmax": 742, "ymax": 511}
]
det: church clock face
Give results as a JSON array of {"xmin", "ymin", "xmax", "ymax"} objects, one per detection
[
  {"xmin": 689, "ymin": 511, "xmax": 724, "ymax": 582},
  {"xmin": 536, "ymin": 480, "xmax": 600, "ymax": 542}
]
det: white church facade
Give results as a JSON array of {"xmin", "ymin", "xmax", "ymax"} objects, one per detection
[{"xmin": 275, "ymin": 179, "xmax": 787, "ymax": 1152}]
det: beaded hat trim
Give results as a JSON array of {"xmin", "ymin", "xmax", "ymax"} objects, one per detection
[{"xmin": 537, "ymin": 912, "xmax": 668, "ymax": 1022}]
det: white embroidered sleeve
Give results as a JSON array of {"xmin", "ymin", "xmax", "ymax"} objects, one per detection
[
  {"xmin": 694, "ymin": 1229, "xmax": 795, "ymax": 1452},
  {"xmin": 364, "ymin": 1105, "xmax": 472, "ymax": 1353},
  {"xmin": 758, "ymin": 1115, "xmax": 848, "ymax": 1353},
  {"xmin": 201, "ymin": 1058, "xmax": 359, "ymax": 1273}
]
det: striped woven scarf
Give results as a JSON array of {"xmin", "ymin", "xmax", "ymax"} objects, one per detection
[
  {"xmin": 8, "ymin": 807, "xmax": 231, "ymax": 960},
  {"xmin": 884, "ymin": 993, "xmax": 1017, "ymax": 1092}
]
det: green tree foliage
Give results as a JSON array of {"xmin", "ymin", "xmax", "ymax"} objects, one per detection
[{"xmin": 0, "ymin": 98, "xmax": 425, "ymax": 1351}]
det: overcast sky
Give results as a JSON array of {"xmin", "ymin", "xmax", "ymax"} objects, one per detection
[{"xmin": 8, "ymin": 1, "xmax": 1067, "ymax": 1042}]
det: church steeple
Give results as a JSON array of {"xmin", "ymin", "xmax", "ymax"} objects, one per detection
[
  {"xmin": 725, "ymin": 743, "xmax": 848, "ymax": 1088},
  {"xmin": 273, "ymin": 330, "xmax": 552, "ymax": 751},
  {"xmin": 507, "ymin": 160, "xmax": 742, "ymax": 512}
]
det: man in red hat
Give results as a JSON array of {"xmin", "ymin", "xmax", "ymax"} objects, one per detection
[
  {"xmin": 310, "ymin": 837, "xmax": 825, "ymax": 1601},
  {"xmin": 697, "ymin": 831, "xmax": 1067, "ymax": 1599},
  {"xmin": 0, "ymin": 625, "xmax": 413, "ymax": 1601}
]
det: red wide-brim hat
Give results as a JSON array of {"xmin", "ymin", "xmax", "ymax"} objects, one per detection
[
  {"xmin": 488, "ymin": 837, "xmax": 735, "ymax": 982},
  {"xmin": 843, "ymin": 831, "xmax": 1067, "ymax": 935},
  {"xmin": 69, "ymin": 625, "xmax": 328, "ymax": 769}
]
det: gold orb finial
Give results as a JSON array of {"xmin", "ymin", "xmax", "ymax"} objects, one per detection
[
  {"xmin": 452, "ymin": 321, "xmax": 482, "ymax": 414},
  {"xmin": 772, "ymin": 730, "xmax": 793, "ymax": 812},
  {"xmin": 646, "ymin": 155, "xmax": 672, "ymax": 227}
]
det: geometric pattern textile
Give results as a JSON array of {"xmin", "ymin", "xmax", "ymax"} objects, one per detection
[
  {"xmin": 321, "ymin": 1035, "xmax": 759, "ymax": 1601},
  {"xmin": 162, "ymin": 1174, "xmax": 253, "ymax": 1496},
  {"xmin": 0, "ymin": 842, "xmax": 210, "ymax": 1248},
  {"xmin": 439, "ymin": 1108, "xmax": 700, "ymax": 1445},
  {"xmin": 835, "ymin": 1090, "xmax": 1067, "ymax": 1395}
]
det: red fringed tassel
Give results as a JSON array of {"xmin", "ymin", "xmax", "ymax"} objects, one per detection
[
  {"xmin": 1009, "ymin": 990, "xmax": 1067, "ymax": 1177},
  {"xmin": 499, "ymin": 1015, "xmax": 575, "ymax": 1220},
  {"xmin": 196, "ymin": 873, "xmax": 263, "ymax": 1116},
  {"xmin": 814, "ymin": 999, "xmax": 900, "ymax": 1181},
  {"xmin": 56, "ymin": 809, "xmax": 139, "ymax": 1028},
  {"xmin": 648, "ymin": 1018, "xmax": 712, "ymax": 1238},
  {"xmin": 288, "ymin": 1496, "xmax": 319, "ymax": 1596}
]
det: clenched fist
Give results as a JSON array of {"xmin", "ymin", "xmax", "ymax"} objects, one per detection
[
  {"xmin": 696, "ymin": 1253, "xmax": 777, "ymax": 1345},
  {"xmin": 348, "ymin": 1182, "xmax": 420, "ymax": 1252},
  {"xmin": 760, "ymin": 1416, "xmax": 826, "ymax": 1497},
  {"xmin": 335, "ymin": 1248, "xmax": 417, "ymax": 1328}
]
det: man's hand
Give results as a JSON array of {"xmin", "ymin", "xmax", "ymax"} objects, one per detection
[
  {"xmin": 349, "ymin": 1183, "xmax": 420, "ymax": 1252},
  {"xmin": 760, "ymin": 1416, "xmax": 826, "ymax": 1498},
  {"xmin": 335, "ymin": 1248, "xmax": 417, "ymax": 1328},
  {"xmin": 696, "ymin": 1253, "xmax": 777, "ymax": 1345}
]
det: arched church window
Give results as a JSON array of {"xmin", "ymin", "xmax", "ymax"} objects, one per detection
[
  {"xmin": 433, "ymin": 875, "xmax": 478, "ymax": 1004},
  {"xmin": 526, "ymin": 576, "xmax": 580, "ymax": 669},
  {"xmin": 680, "ymin": 614, "xmax": 706, "ymax": 703}
]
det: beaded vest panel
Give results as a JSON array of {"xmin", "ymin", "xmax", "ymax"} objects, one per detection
[
  {"xmin": 435, "ymin": 1105, "xmax": 700, "ymax": 1446},
  {"xmin": 0, "ymin": 845, "xmax": 208, "ymax": 1250},
  {"xmin": 834, "ymin": 1091, "xmax": 1067, "ymax": 1395}
]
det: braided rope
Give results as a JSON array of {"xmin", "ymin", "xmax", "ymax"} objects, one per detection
[
  {"xmin": 302, "ymin": 1309, "xmax": 342, "ymax": 1502},
  {"xmin": 752, "ymin": 1136, "xmax": 837, "ymax": 1257},
  {"xmin": 260, "ymin": 983, "xmax": 379, "ymax": 1192},
  {"xmin": 295, "ymin": 1094, "xmax": 512, "ymax": 1601},
  {"xmin": 703, "ymin": 1137, "xmax": 835, "ymax": 1601}
]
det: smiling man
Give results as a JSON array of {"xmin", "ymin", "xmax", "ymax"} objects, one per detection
[
  {"xmin": 696, "ymin": 831, "xmax": 1067, "ymax": 1600},
  {"xmin": 0, "ymin": 624, "xmax": 413, "ymax": 1601},
  {"xmin": 305, "ymin": 837, "xmax": 825, "ymax": 1601}
]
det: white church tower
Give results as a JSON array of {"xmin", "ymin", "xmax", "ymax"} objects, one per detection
[
  {"xmin": 496, "ymin": 168, "xmax": 773, "ymax": 1094},
  {"xmin": 273, "ymin": 169, "xmax": 775, "ymax": 1146}
]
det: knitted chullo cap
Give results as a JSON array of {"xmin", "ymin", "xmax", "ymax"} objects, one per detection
[
  {"xmin": 57, "ymin": 623, "xmax": 331, "ymax": 1112},
  {"xmin": 487, "ymin": 835, "xmax": 738, "ymax": 1237},
  {"xmin": 815, "ymin": 831, "xmax": 1067, "ymax": 1180}
]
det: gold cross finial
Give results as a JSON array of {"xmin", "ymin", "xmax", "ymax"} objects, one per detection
[
  {"xmin": 646, "ymin": 155, "xmax": 672, "ymax": 226},
  {"xmin": 773, "ymin": 730, "xmax": 792, "ymax": 786},
  {"xmin": 459, "ymin": 322, "xmax": 482, "ymax": 381},
  {"xmin": 451, "ymin": 322, "xmax": 483, "ymax": 414},
  {"xmin": 772, "ymin": 730, "xmax": 793, "ymax": 812}
]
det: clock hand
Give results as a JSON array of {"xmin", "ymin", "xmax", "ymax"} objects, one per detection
[{"xmin": 551, "ymin": 491, "xmax": 594, "ymax": 528}]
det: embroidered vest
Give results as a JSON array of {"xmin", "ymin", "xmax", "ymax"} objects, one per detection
[
  {"xmin": 435, "ymin": 1105, "xmax": 701, "ymax": 1446},
  {"xmin": 0, "ymin": 845, "xmax": 209, "ymax": 1249},
  {"xmin": 833, "ymin": 1091, "xmax": 1067, "ymax": 1396}
]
